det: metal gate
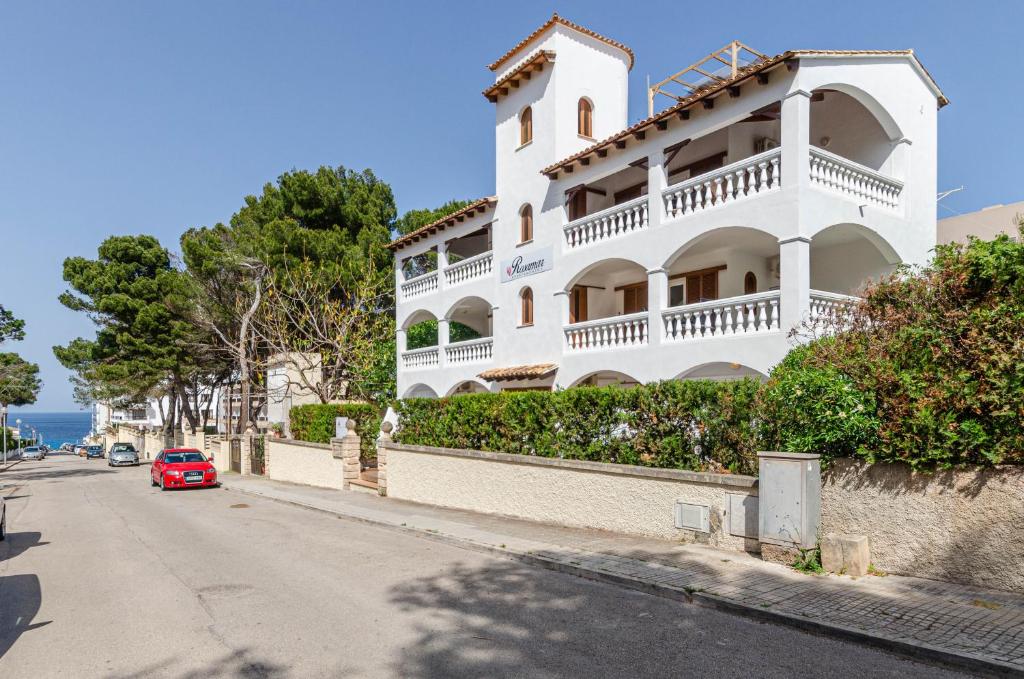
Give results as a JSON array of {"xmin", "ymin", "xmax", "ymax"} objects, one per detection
[
  {"xmin": 229, "ymin": 438, "xmax": 241, "ymax": 473},
  {"xmin": 249, "ymin": 436, "xmax": 265, "ymax": 476}
]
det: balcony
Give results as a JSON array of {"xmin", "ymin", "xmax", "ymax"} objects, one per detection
[
  {"xmin": 808, "ymin": 147, "xmax": 902, "ymax": 209},
  {"xmin": 563, "ymin": 195, "xmax": 648, "ymax": 251},
  {"xmin": 402, "ymin": 346, "xmax": 439, "ymax": 370},
  {"xmin": 564, "ymin": 311, "xmax": 649, "ymax": 352},
  {"xmin": 400, "ymin": 271, "xmax": 438, "ymax": 300},
  {"xmin": 662, "ymin": 291, "xmax": 781, "ymax": 341},
  {"xmin": 444, "ymin": 251, "xmax": 493, "ymax": 287},
  {"xmin": 445, "ymin": 337, "xmax": 494, "ymax": 365},
  {"xmin": 662, "ymin": 147, "xmax": 781, "ymax": 221}
]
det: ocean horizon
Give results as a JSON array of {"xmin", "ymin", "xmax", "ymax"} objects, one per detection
[{"xmin": 6, "ymin": 410, "xmax": 92, "ymax": 447}]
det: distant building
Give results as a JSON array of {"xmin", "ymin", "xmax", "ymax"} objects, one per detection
[{"xmin": 937, "ymin": 201, "xmax": 1023, "ymax": 245}]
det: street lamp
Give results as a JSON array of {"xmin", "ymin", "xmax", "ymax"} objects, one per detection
[
  {"xmin": 1, "ymin": 405, "xmax": 7, "ymax": 465},
  {"xmin": 15, "ymin": 418, "xmax": 21, "ymax": 453}
]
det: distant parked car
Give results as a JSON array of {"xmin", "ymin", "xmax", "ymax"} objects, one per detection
[
  {"xmin": 60, "ymin": 443, "xmax": 74, "ymax": 452},
  {"xmin": 21, "ymin": 446, "xmax": 44, "ymax": 460},
  {"xmin": 151, "ymin": 449, "xmax": 218, "ymax": 490},
  {"xmin": 108, "ymin": 443, "xmax": 140, "ymax": 467},
  {"xmin": 85, "ymin": 445, "xmax": 104, "ymax": 459},
  {"xmin": 76, "ymin": 445, "xmax": 88, "ymax": 457}
]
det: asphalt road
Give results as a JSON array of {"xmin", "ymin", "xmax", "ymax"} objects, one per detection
[{"xmin": 0, "ymin": 455, "xmax": 969, "ymax": 678}]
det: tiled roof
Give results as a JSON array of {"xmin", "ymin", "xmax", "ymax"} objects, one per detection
[
  {"xmin": 483, "ymin": 50, "xmax": 556, "ymax": 102},
  {"xmin": 488, "ymin": 13, "xmax": 634, "ymax": 72},
  {"xmin": 478, "ymin": 363, "xmax": 558, "ymax": 381},
  {"xmin": 388, "ymin": 197, "xmax": 497, "ymax": 252},
  {"xmin": 541, "ymin": 49, "xmax": 947, "ymax": 178}
]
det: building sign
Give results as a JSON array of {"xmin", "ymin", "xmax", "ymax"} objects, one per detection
[{"xmin": 500, "ymin": 246, "xmax": 553, "ymax": 283}]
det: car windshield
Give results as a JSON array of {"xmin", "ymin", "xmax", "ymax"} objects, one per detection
[
  {"xmin": 24, "ymin": 447, "xmax": 39, "ymax": 452},
  {"xmin": 164, "ymin": 452, "xmax": 206, "ymax": 464},
  {"xmin": 112, "ymin": 445, "xmax": 135, "ymax": 452},
  {"xmin": 88, "ymin": 446, "xmax": 102, "ymax": 451}
]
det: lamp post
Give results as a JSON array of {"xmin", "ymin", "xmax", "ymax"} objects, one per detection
[
  {"xmin": 15, "ymin": 418, "xmax": 22, "ymax": 456},
  {"xmin": 1, "ymin": 405, "xmax": 7, "ymax": 465}
]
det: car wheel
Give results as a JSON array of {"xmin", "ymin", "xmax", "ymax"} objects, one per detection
[
  {"xmin": 151, "ymin": 474, "xmax": 158, "ymax": 487},
  {"xmin": 160, "ymin": 475, "xmax": 168, "ymax": 491}
]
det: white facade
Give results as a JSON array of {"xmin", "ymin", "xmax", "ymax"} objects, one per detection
[{"xmin": 391, "ymin": 17, "xmax": 945, "ymax": 398}]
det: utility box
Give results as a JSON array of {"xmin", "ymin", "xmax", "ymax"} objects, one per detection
[{"xmin": 757, "ymin": 452, "xmax": 821, "ymax": 549}]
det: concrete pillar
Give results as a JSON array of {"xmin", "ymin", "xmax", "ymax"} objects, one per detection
[
  {"xmin": 646, "ymin": 150, "xmax": 667, "ymax": 229},
  {"xmin": 437, "ymin": 318, "xmax": 449, "ymax": 369},
  {"xmin": 888, "ymin": 137, "xmax": 912, "ymax": 181},
  {"xmin": 779, "ymin": 236, "xmax": 811, "ymax": 333},
  {"xmin": 780, "ymin": 89, "xmax": 811, "ymax": 191},
  {"xmin": 376, "ymin": 421, "xmax": 393, "ymax": 497},
  {"xmin": 240, "ymin": 427, "xmax": 254, "ymax": 476},
  {"xmin": 646, "ymin": 268, "xmax": 669, "ymax": 345},
  {"xmin": 436, "ymin": 241, "xmax": 449, "ymax": 290},
  {"xmin": 331, "ymin": 420, "xmax": 361, "ymax": 490}
]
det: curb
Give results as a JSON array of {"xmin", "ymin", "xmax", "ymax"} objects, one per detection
[
  {"xmin": 0, "ymin": 459, "xmax": 22, "ymax": 473},
  {"xmin": 222, "ymin": 482, "xmax": 1021, "ymax": 678}
]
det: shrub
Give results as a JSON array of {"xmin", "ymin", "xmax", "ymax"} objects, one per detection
[
  {"xmin": 757, "ymin": 344, "xmax": 879, "ymax": 460},
  {"xmin": 289, "ymin": 403, "xmax": 382, "ymax": 460},
  {"xmin": 393, "ymin": 379, "xmax": 762, "ymax": 474}
]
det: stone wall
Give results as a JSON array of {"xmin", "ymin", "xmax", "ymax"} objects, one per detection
[
  {"xmin": 383, "ymin": 443, "xmax": 759, "ymax": 550},
  {"xmin": 266, "ymin": 439, "xmax": 344, "ymax": 490},
  {"xmin": 821, "ymin": 459, "xmax": 1024, "ymax": 593}
]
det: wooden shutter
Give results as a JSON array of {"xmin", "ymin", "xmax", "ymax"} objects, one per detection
[
  {"xmin": 521, "ymin": 289, "xmax": 534, "ymax": 326},
  {"xmin": 568, "ymin": 190, "xmax": 587, "ymax": 221},
  {"xmin": 744, "ymin": 272, "xmax": 757, "ymax": 295},
  {"xmin": 621, "ymin": 282, "xmax": 648, "ymax": 314},
  {"xmin": 520, "ymin": 205, "xmax": 533, "ymax": 242},
  {"xmin": 520, "ymin": 107, "xmax": 533, "ymax": 145},
  {"xmin": 570, "ymin": 285, "xmax": 588, "ymax": 323}
]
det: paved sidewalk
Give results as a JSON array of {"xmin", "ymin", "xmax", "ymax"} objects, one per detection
[{"xmin": 221, "ymin": 475, "xmax": 1024, "ymax": 676}]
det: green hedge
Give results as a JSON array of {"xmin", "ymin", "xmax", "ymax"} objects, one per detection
[
  {"xmin": 393, "ymin": 379, "xmax": 761, "ymax": 475},
  {"xmin": 289, "ymin": 403, "xmax": 382, "ymax": 460}
]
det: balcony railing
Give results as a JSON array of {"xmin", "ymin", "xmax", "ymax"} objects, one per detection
[
  {"xmin": 445, "ymin": 337, "xmax": 494, "ymax": 365},
  {"xmin": 444, "ymin": 251, "xmax": 493, "ymax": 287},
  {"xmin": 809, "ymin": 289, "xmax": 861, "ymax": 322},
  {"xmin": 809, "ymin": 147, "xmax": 902, "ymax": 209},
  {"xmin": 401, "ymin": 346, "xmax": 439, "ymax": 370},
  {"xmin": 564, "ymin": 311, "xmax": 649, "ymax": 352},
  {"xmin": 401, "ymin": 271, "xmax": 438, "ymax": 300},
  {"xmin": 662, "ymin": 291, "xmax": 781, "ymax": 341},
  {"xmin": 563, "ymin": 194, "xmax": 648, "ymax": 250},
  {"xmin": 663, "ymin": 147, "xmax": 781, "ymax": 221}
]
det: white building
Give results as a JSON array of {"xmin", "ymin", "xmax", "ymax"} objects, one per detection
[{"xmin": 390, "ymin": 14, "xmax": 946, "ymax": 398}]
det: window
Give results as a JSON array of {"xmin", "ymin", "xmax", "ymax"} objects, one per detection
[
  {"xmin": 569, "ymin": 285, "xmax": 588, "ymax": 323},
  {"xmin": 568, "ymin": 190, "xmax": 587, "ymax": 221},
  {"xmin": 520, "ymin": 288, "xmax": 534, "ymax": 326},
  {"xmin": 519, "ymin": 204, "xmax": 533, "ymax": 243},
  {"xmin": 672, "ymin": 265, "xmax": 725, "ymax": 304},
  {"xmin": 744, "ymin": 272, "xmax": 757, "ymax": 295},
  {"xmin": 618, "ymin": 282, "xmax": 648, "ymax": 314},
  {"xmin": 519, "ymin": 106, "xmax": 533, "ymax": 146},
  {"xmin": 578, "ymin": 98, "xmax": 593, "ymax": 138}
]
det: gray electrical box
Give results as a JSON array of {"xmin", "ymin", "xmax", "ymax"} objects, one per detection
[
  {"xmin": 757, "ymin": 452, "xmax": 821, "ymax": 548},
  {"xmin": 728, "ymin": 493, "xmax": 759, "ymax": 538},
  {"xmin": 674, "ymin": 501, "xmax": 710, "ymax": 533}
]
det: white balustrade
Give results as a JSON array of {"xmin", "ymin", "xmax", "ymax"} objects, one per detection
[
  {"xmin": 662, "ymin": 292, "xmax": 781, "ymax": 341},
  {"xmin": 401, "ymin": 347, "xmax": 439, "ymax": 370},
  {"xmin": 809, "ymin": 147, "xmax": 903, "ymax": 209},
  {"xmin": 809, "ymin": 289, "xmax": 861, "ymax": 323},
  {"xmin": 445, "ymin": 337, "xmax": 494, "ymax": 365},
  {"xmin": 400, "ymin": 271, "xmax": 438, "ymax": 299},
  {"xmin": 564, "ymin": 312, "xmax": 649, "ymax": 352},
  {"xmin": 662, "ymin": 148, "xmax": 781, "ymax": 220},
  {"xmin": 563, "ymin": 195, "xmax": 648, "ymax": 250},
  {"xmin": 444, "ymin": 251, "xmax": 493, "ymax": 286}
]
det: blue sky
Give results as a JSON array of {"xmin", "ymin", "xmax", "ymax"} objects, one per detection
[{"xmin": 1, "ymin": 0, "xmax": 1020, "ymax": 411}]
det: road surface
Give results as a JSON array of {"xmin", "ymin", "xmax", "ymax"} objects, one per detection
[{"xmin": 0, "ymin": 455, "xmax": 967, "ymax": 678}]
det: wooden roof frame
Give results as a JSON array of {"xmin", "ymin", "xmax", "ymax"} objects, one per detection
[
  {"xmin": 388, "ymin": 197, "xmax": 497, "ymax": 252},
  {"xmin": 488, "ymin": 13, "xmax": 634, "ymax": 73},
  {"xmin": 484, "ymin": 51, "xmax": 556, "ymax": 103}
]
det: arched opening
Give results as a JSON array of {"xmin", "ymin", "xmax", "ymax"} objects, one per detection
[
  {"xmin": 663, "ymin": 227, "xmax": 780, "ymax": 304},
  {"xmin": 445, "ymin": 296, "xmax": 492, "ymax": 341},
  {"xmin": 446, "ymin": 380, "xmax": 489, "ymax": 396},
  {"xmin": 809, "ymin": 88, "xmax": 899, "ymax": 173},
  {"xmin": 519, "ymin": 106, "xmax": 533, "ymax": 146},
  {"xmin": 676, "ymin": 362, "xmax": 768, "ymax": 382},
  {"xmin": 811, "ymin": 223, "xmax": 901, "ymax": 296},
  {"xmin": 564, "ymin": 258, "xmax": 648, "ymax": 324},
  {"xmin": 519, "ymin": 287, "xmax": 534, "ymax": 327},
  {"xmin": 570, "ymin": 370, "xmax": 641, "ymax": 388},
  {"xmin": 403, "ymin": 383, "xmax": 439, "ymax": 399},
  {"xmin": 519, "ymin": 204, "xmax": 533, "ymax": 243},
  {"xmin": 577, "ymin": 97, "xmax": 593, "ymax": 138},
  {"xmin": 744, "ymin": 271, "xmax": 757, "ymax": 295},
  {"xmin": 402, "ymin": 310, "xmax": 439, "ymax": 350}
]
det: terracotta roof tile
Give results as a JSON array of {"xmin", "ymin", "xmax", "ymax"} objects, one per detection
[
  {"xmin": 478, "ymin": 363, "xmax": 558, "ymax": 381},
  {"xmin": 388, "ymin": 197, "xmax": 497, "ymax": 252},
  {"xmin": 489, "ymin": 13, "xmax": 634, "ymax": 72},
  {"xmin": 483, "ymin": 50, "xmax": 556, "ymax": 102}
]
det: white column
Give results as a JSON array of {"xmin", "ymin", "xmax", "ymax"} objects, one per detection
[
  {"xmin": 436, "ymin": 242, "xmax": 449, "ymax": 290},
  {"xmin": 779, "ymin": 236, "xmax": 811, "ymax": 332},
  {"xmin": 647, "ymin": 150, "xmax": 667, "ymax": 229},
  {"xmin": 888, "ymin": 137, "xmax": 912, "ymax": 182},
  {"xmin": 781, "ymin": 89, "xmax": 811, "ymax": 191},
  {"xmin": 646, "ymin": 268, "xmax": 669, "ymax": 345},
  {"xmin": 553, "ymin": 290, "xmax": 570, "ymax": 353},
  {"xmin": 437, "ymin": 318, "xmax": 449, "ymax": 368},
  {"xmin": 395, "ymin": 260, "xmax": 405, "ymax": 299}
]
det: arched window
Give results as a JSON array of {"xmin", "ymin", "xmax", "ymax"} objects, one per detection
[
  {"xmin": 519, "ymin": 204, "xmax": 533, "ymax": 243},
  {"xmin": 744, "ymin": 271, "xmax": 757, "ymax": 295},
  {"xmin": 519, "ymin": 106, "xmax": 533, "ymax": 146},
  {"xmin": 577, "ymin": 98, "xmax": 593, "ymax": 138},
  {"xmin": 520, "ymin": 288, "xmax": 534, "ymax": 326}
]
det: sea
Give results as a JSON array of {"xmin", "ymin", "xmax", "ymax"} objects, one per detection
[{"xmin": 8, "ymin": 411, "xmax": 92, "ymax": 448}]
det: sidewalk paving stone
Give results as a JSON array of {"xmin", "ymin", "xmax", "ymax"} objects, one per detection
[{"xmin": 221, "ymin": 474, "xmax": 1024, "ymax": 676}]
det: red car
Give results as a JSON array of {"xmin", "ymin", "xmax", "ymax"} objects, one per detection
[{"xmin": 151, "ymin": 448, "xmax": 219, "ymax": 490}]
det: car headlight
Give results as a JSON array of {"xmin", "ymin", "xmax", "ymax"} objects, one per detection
[{"xmin": 166, "ymin": 470, "xmax": 181, "ymax": 477}]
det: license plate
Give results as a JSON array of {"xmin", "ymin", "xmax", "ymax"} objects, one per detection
[{"xmin": 184, "ymin": 472, "xmax": 203, "ymax": 483}]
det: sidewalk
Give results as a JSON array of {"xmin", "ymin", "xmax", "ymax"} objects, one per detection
[{"xmin": 221, "ymin": 475, "xmax": 1024, "ymax": 676}]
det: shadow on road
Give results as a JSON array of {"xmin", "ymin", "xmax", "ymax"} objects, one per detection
[
  {"xmin": 0, "ymin": 465, "xmax": 116, "ymax": 482},
  {"xmin": 0, "ymin": 531, "xmax": 49, "ymax": 563},
  {"xmin": 0, "ymin": 573, "xmax": 49, "ymax": 660},
  {"xmin": 110, "ymin": 648, "xmax": 287, "ymax": 679}
]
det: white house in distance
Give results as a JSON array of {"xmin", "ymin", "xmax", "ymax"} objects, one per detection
[{"xmin": 389, "ymin": 14, "xmax": 946, "ymax": 398}]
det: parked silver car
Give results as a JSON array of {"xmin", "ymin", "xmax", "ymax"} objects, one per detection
[
  {"xmin": 21, "ymin": 446, "xmax": 44, "ymax": 460},
  {"xmin": 108, "ymin": 443, "xmax": 140, "ymax": 467}
]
